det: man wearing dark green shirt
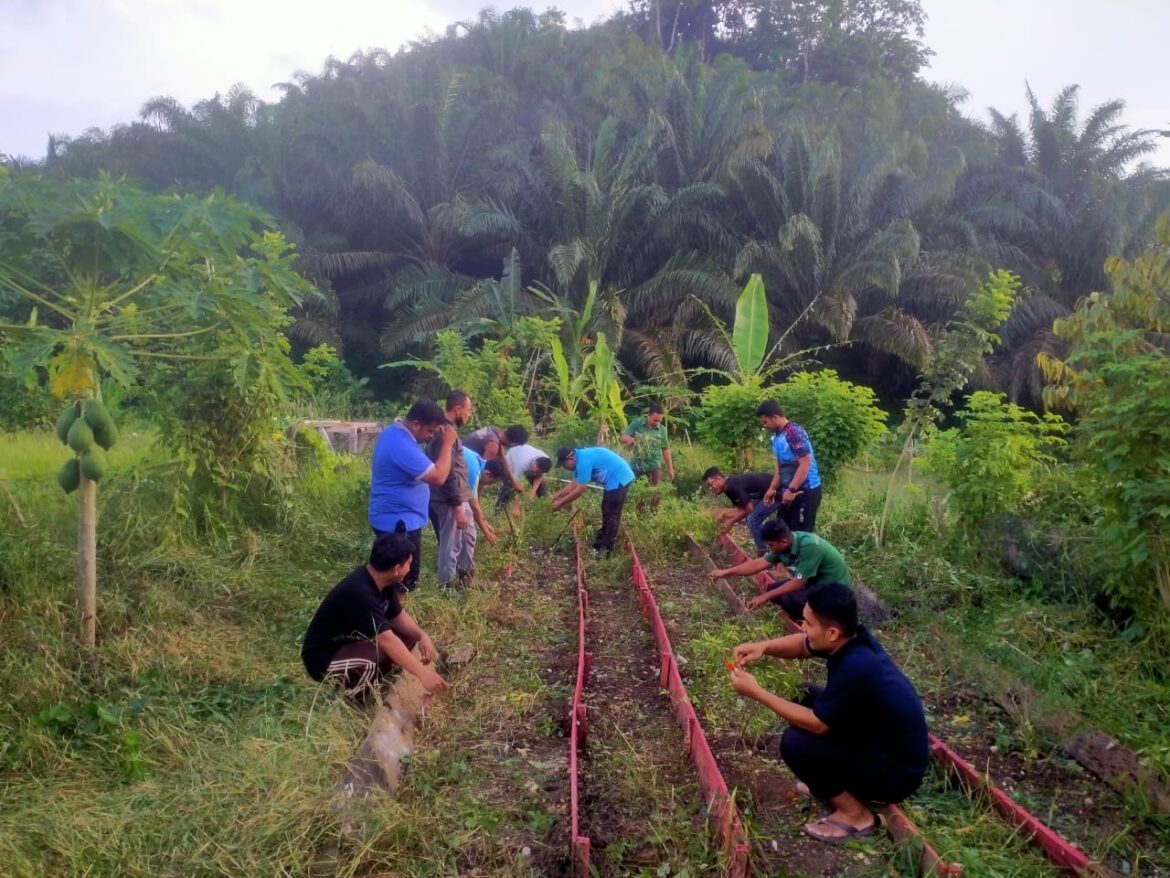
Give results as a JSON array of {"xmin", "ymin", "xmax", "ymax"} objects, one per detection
[
  {"xmin": 620, "ymin": 404, "xmax": 675, "ymax": 484},
  {"xmin": 712, "ymin": 518, "xmax": 852, "ymax": 619}
]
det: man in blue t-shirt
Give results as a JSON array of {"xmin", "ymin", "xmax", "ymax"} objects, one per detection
[
  {"xmin": 462, "ymin": 446, "xmax": 499, "ymax": 548},
  {"xmin": 551, "ymin": 445, "xmax": 635, "ymax": 558},
  {"xmin": 369, "ymin": 399, "xmax": 457, "ymax": 591},
  {"xmin": 729, "ymin": 583, "xmax": 928, "ymax": 845},
  {"xmin": 756, "ymin": 399, "xmax": 822, "ymax": 533}
]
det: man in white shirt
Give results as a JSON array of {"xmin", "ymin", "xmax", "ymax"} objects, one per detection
[{"xmin": 500, "ymin": 425, "xmax": 551, "ymax": 514}]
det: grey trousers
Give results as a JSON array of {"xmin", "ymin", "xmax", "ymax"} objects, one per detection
[{"xmin": 433, "ymin": 502, "xmax": 477, "ymax": 584}]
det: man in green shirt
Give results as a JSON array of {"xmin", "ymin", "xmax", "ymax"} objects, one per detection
[
  {"xmin": 712, "ymin": 518, "xmax": 852, "ymax": 619},
  {"xmin": 620, "ymin": 404, "xmax": 675, "ymax": 485}
]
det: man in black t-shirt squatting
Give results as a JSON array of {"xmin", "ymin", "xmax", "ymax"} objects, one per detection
[
  {"xmin": 301, "ymin": 533, "xmax": 447, "ymax": 700},
  {"xmin": 729, "ymin": 583, "xmax": 928, "ymax": 844},
  {"xmin": 702, "ymin": 467, "xmax": 779, "ymax": 555}
]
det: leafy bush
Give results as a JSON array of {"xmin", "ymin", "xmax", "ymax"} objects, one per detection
[
  {"xmin": 0, "ymin": 358, "xmax": 56, "ymax": 430},
  {"xmin": 1040, "ymin": 218, "xmax": 1170, "ymax": 624},
  {"xmin": 396, "ymin": 331, "xmax": 533, "ymax": 429},
  {"xmin": 295, "ymin": 344, "xmax": 370, "ymax": 418},
  {"xmin": 546, "ymin": 411, "xmax": 600, "ymax": 448},
  {"xmin": 775, "ymin": 369, "xmax": 888, "ymax": 485},
  {"xmin": 919, "ymin": 391, "xmax": 1066, "ymax": 533},
  {"xmin": 694, "ymin": 376, "xmax": 770, "ymax": 468}
]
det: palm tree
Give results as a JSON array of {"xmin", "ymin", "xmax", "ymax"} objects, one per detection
[
  {"xmin": 729, "ymin": 128, "xmax": 977, "ymax": 378},
  {"xmin": 967, "ymin": 86, "xmax": 1169, "ymax": 403}
]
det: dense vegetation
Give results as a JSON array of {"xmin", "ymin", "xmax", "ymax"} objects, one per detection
[
  {"xmin": 6, "ymin": 2, "xmax": 1168, "ymax": 406},
  {"xmin": 2, "ymin": 5, "xmax": 1170, "ymax": 874}
]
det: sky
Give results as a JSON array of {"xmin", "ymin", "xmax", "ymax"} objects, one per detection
[{"xmin": 2, "ymin": 0, "xmax": 1168, "ymax": 164}]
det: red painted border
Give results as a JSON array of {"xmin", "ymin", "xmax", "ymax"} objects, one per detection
[
  {"xmin": 626, "ymin": 531, "xmax": 751, "ymax": 878},
  {"xmin": 717, "ymin": 532, "xmax": 1110, "ymax": 877},
  {"xmin": 570, "ymin": 523, "xmax": 592, "ymax": 875},
  {"xmin": 928, "ymin": 736, "xmax": 1104, "ymax": 876}
]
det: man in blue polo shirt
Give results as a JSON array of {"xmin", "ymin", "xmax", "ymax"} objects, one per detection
[
  {"xmin": 551, "ymin": 445, "xmax": 635, "ymax": 558},
  {"xmin": 756, "ymin": 400, "xmax": 822, "ymax": 533},
  {"xmin": 369, "ymin": 399, "xmax": 457, "ymax": 591},
  {"xmin": 729, "ymin": 583, "xmax": 928, "ymax": 844}
]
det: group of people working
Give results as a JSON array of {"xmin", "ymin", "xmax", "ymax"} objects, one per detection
[{"xmin": 300, "ymin": 393, "xmax": 928, "ymax": 846}]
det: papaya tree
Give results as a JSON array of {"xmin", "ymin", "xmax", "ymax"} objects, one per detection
[{"xmin": 0, "ymin": 172, "xmax": 314, "ymax": 646}]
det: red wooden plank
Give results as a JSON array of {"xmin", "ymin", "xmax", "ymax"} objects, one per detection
[
  {"xmin": 569, "ymin": 524, "xmax": 591, "ymax": 876},
  {"xmin": 929, "ymin": 736, "xmax": 1113, "ymax": 876},
  {"xmin": 626, "ymin": 532, "xmax": 751, "ymax": 878}
]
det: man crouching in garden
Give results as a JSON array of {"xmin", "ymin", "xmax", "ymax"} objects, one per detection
[
  {"xmin": 729, "ymin": 583, "xmax": 928, "ymax": 843},
  {"xmin": 301, "ymin": 533, "xmax": 447, "ymax": 702}
]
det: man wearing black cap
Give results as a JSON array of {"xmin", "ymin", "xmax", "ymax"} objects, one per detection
[{"xmin": 551, "ymin": 445, "xmax": 635, "ymax": 558}]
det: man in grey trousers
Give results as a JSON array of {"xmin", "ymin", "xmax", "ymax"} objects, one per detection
[{"xmin": 427, "ymin": 390, "xmax": 477, "ymax": 588}]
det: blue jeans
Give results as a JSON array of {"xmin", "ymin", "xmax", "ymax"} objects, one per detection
[{"xmin": 746, "ymin": 498, "xmax": 781, "ymax": 553}]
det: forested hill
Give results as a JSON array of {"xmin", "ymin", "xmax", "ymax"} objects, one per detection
[{"xmin": 25, "ymin": 2, "xmax": 1170, "ymax": 404}]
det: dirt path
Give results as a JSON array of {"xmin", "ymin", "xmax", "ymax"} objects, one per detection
[{"xmin": 575, "ymin": 562, "xmax": 723, "ymax": 877}]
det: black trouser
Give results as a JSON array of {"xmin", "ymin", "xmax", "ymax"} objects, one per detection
[
  {"xmin": 779, "ymin": 484, "xmax": 822, "ymax": 533},
  {"xmin": 779, "ymin": 686, "xmax": 924, "ymax": 804},
  {"xmin": 595, "ymin": 483, "xmax": 630, "ymax": 553},
  {"xmin": 774, "ymin": 581, "xmax": 815, "ymax": 621},
  {"xmin": 320, "ymin": 633, "xmax": 419, "ymax": 702},
  {"xmin": 374, "ymin": 520, "xmax": 422, "ymax": 591}
]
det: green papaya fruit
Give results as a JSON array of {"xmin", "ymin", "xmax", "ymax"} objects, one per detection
[
  {"xmin": 83, "ymin": 399, "xmax": 111, "ymax": 431},
  {"xmin": 57, "ymin": 458, "xmax": 80, "ymax": 494},
  {"xmin": 55, "ymin": 401, "xmax": 81, "ymax": 445},
  {"xmin": 93, "ymin": 419, "xmax": 118, "ymax": 450},
  {"xmin": 67, "ymin": 417, "xmax": 95, "ymax": 454},
  {"xmin": 80, "ymin": 447, "xmax": 107, "ymax": 482}
]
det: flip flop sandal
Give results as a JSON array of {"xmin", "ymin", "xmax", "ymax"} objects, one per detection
[{"xmin": 802, "ymin": 817, "xmax": 878, "ymax": 845}]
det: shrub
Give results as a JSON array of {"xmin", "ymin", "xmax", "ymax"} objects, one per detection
[
  {"xmin": 295, "ymin": 344, "xmax": 370, "ymax": 418},
  {"xmin": 694, "ymin": 376, "xmax": 770, "ymax": 468},
  {"xmin": 774, "ymin": 370, "xmax": 888, "ymax": 485},
  {"xmin": 919, "ymin": 391, "xmax": 1066, "ymax": 533}
]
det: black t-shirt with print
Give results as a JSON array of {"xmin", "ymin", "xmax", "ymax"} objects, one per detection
[
  {"xmin": 301, "ymin": 566, "xmax": 403, "ymax": 680},
  {"xmin": 723, "ymin": 472, "xmax": 774, "ymax": 508}
]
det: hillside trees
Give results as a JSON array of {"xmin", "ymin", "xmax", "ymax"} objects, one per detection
[{"xmin": 18, "ymin": 6, "xmax": 1167, "ymax": 407}]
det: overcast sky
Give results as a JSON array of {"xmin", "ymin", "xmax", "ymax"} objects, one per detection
[{"xmin": 2, "ymin": 0, "xmax": 1167, "ymax": 164}]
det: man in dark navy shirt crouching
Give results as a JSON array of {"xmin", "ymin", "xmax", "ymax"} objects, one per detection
[{"xmin": 729, "ymin": 582, "xmax": 928, "ymax": 843}]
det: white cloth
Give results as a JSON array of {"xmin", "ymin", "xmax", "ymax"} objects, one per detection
[{"xmin": 506, "ymin": 443, "xmax": 549, "ymax": 476}]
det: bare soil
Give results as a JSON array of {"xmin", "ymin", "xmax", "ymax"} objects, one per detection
[{"xmin": 575, "ymin": 560, "xmax": 722, "ymax": 877}]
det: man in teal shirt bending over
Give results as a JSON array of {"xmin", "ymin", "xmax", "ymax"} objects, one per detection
[
  {"xmin": 712, "ymin": 518, "xmax": 852, "ymax": 619},
  {"xmin": 551, "ymin": 445, "xmax": 635, "ymax": 558}
]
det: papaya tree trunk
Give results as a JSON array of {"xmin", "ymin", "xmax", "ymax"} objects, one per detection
[{"xmin": 77, "ymin": 475, "xmax": 97, "ymax": 647}]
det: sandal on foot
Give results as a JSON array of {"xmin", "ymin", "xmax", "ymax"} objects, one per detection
[{"xmin": 802, "ymin": 817, "xmax": 878, "ymax": 845}]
